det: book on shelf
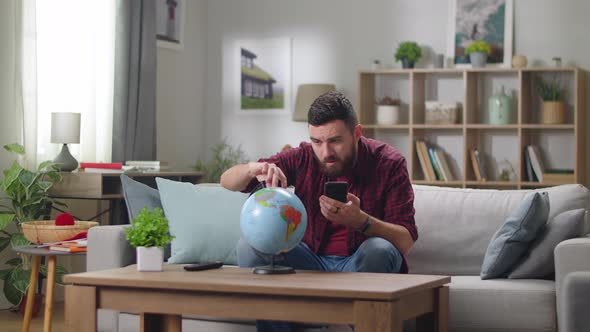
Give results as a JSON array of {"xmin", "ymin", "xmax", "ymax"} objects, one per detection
[
  {"xmin": 527, "ymin": 145, "xmax": 545, "ymax": 182},
  {"xmin": 416, "ymin": 140, "xmax": 436, "ymax": 181},
  {"xmin": 79, "ymin": 168, "xmax": 124, "ymax": 174},
  {"xmin": 125, "ymin": 161, "xmax": 169, "ymax": 170},
  {"xmin": 523, "ymin": 148, "xmax": 537, "ymax": 182},
  {"xmin": 434, "ymin": 149, "xmax": 453, "ymax": 181},
  {"xmin": 79, "ymin": 162, "xmax": 123, "ymax": 170},
  {"xmin": 415, "ymin": 141, "xmax": 432, "ymax": 181},
  {"xmin": 427, "ymin": 147, "xmax": 443, "ymax": 181},
  {"xmin": 470, "ymin": 149, "xmax": 486, "ymax": 181},
  {"xmin": 543, "ymin": 169, "xmax": 574, "ymax": 183}
]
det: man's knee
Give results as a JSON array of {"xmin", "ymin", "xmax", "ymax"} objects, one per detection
[
  {"xmin": 355, "ymin": 238, "xmax": 403, "ymax": 273},
  {"xmin": 236, "ymin": 238, "xmax": 266, "ymax": 267}
]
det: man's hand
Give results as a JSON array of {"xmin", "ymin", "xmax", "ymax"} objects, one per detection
[
  {"xmin": 319, "ymin": 192, "xmax": 366, "ymax": 229},
  {"xmin": 248, "ymin": 162, "xmax": 287, "ymax": 188}
]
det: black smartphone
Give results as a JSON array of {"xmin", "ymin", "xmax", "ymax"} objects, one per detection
[
  {"xmin": 324, "ymin": 181, "xmax": 348, "ymax": 203},
  {"xmin": 183, "ymin": 262, "xmax": 223, "ymax": 271}
]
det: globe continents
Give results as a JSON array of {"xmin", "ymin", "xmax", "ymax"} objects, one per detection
[{"xmin": 240, "ymin": 187, "xmax": 307, "ymax": 256}]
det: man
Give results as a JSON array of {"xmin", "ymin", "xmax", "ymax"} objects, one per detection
[{"xmin": 220, "ymin": 91, "xmax": 417, "ymax": 331}]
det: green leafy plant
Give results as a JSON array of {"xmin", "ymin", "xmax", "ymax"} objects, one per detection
[
  {"xmin": 465, "ymin": 40, "xmax": 491, "ymax": 55},
  {"xmin": 394, "ymin": 41, "xmax": 423, "ymax": 63},
  {"xmin": 536, "ymin": 75, "xmax": 563, "ymax": 101},
  {"xmin": 125, "ymin": 207, "xmax": 174, "ymax": 248},
  {"xmin": 0, "ymin": 143, "xmax": 65, "ymax": 306},
  {"xmin": 193, "ymin": 139, "xmax": 248, "ymax": 183}
]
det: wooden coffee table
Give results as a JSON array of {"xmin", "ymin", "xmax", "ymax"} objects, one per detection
[{"xmin": 63, "ymin": 265, "xmax": 450, "ymax": 332}]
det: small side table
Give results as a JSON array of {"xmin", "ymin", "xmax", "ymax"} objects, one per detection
[{"xmin": 13, "ymin": 246, "xmax": 85, "ymax": 332}]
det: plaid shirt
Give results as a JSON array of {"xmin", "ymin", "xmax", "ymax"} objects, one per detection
[{"xmin": 244, "ymin": 136, "xmax": 417, "ymax": 272}]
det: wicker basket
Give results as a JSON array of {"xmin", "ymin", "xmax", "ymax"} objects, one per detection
[
  {"xmin": 21, "ymin": 220, "xmax": 99, "ymax": 244},
  {"xmin": 425, "ymin": 101, "xmax": 460, "ymax": 124}
]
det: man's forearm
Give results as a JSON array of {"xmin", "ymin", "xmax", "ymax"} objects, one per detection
[
  {"xmin": 362, "ymin": 215, "xmax": 414, "ymax": 255},
  {"xmin": 220, "ymin": 163, "xmax": 255, "ymax": 191}
]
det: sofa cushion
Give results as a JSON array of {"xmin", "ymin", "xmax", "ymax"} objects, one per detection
[
  {"xmin": 449, "ymin": 276, "xmax": 556, "ymax": 332},
  {"xmin": 156, "ymin": 178, "xmax": 248, "ymax": 264},
  {"xmin": 481, "ymin": 192, "xmax": 549, "ymax": 279},
  {"xmin": 408, "ymin": 184, "xmax": 589, "ymax": 276},
  {"xmin": 508, "ymin": 208, "xmax": 586, "ymax": 279}
]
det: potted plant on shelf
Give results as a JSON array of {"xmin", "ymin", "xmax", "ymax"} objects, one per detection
[
  {"xmin": 375, "ymin": 96, "xmax": 402, "ymax": 125},
  {"xmin": 465, "ymin": 41, "xmax": 491, "ymax": 68},
  {"xmin": 193, "ymin": 139, "xmax": 248, "ymax": 183},
  {"xmin": 125, "ymin": 207, "xmax": 174, "ymax": 272},
  {"xmin": 536, "ymin": 75, "xmax": 566, "ymax": 124},
  {"xmin": 0, "ymin": 143, "xmax": 65, "ymax": 310},
  {"xmin": 394, "ymin": 41, "xmax": 422, "ymax": 69}
]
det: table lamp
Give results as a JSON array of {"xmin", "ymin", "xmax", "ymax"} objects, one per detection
[
  {"xmin": 292, "ymin": 84, "xmax": 336, "ymax": 122},
  {"xmin": 51, "ymin": 112, "xmax": 81, "ymax": 172}
]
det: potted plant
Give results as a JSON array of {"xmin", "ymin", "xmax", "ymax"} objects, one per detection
[
  {"xmin": 0, "ymin": 143, "xmax": 65, "ymax": 309},
  {"xmin": 193, "ymin": 139, "xmax": 248, "ymax": 183},
  {"xmin": 394, "ymin": 41, "xmax": 422, "ymax": 69},
  {"xmin": 125, "ymin": 207, "xmax": 174, "ymax": 271},
  {"xmin": 536, "ymin": 75, "xmax": 566, "ymax": 124},
  {"xmin": 465, "ymin": 41, "xmax": 491, "ymax": 68},
  {"xmin": 375, "ymin": 96, "xmax": 402, "ymax": 125}
]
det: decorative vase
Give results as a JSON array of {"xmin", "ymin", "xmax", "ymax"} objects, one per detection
[
  {"xmin": 488, "ymin": 86, "xmax": 511, "ymax": 125},
  {"xmin": 137, "ymin": 246, "xmax": 164, "ymax": 272},
  {"xmin": 401, "ymin": 58, "xmax": 415, "ymax": 69},
  {"xmin": 542, "ymin": 101, "xmax": 566, "ymax": 124},
  {"xmin": 469, "ymin": 52, "xmax": 487, "ymax": 68},
  {"xmin": 512, "ymin": 55, "xmax": 528, "ymax": 68},
  {"xmin": 376, "ymin": 105, "xmax": 401, "ymax": 125},
  {"xmin": 19, "ymin": 293, "xmax": 44, "ymax": 318}
]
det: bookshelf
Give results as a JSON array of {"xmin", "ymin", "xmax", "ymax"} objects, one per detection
[{"xmin": 358, "ymin": 67, "xmax": 586, "ymax": 189}]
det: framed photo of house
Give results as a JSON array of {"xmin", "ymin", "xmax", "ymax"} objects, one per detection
[
  {"xmin": 156, "ymin": 0, "xmax": 185, "ymax": 50},
  {"xmin": 234, "ymin": 38, "xmax": 292, "ymax": 114},
  {"xmin": 447, "ymin": 0, "xmax": 513, "ymax": 67}
]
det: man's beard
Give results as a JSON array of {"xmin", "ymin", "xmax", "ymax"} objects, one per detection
[{"xmin": 317, "ymin": 147, "xmax": 357, "ymax": 177}]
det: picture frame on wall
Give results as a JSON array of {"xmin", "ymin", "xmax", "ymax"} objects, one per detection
[
  {"xmin": 156, "ymin": 0, "xmax": 185, "ymax": 50},
  {"xmin": 447, "ymin": 0, "xmax": 513, "ymax": 67},
  {"xmin": 233, "ymin": 38, "xmax": 292, "ymax": 114}
]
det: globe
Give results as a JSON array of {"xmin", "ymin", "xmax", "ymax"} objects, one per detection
[{"xmin": 240, "ymin": 187, "xmax": 307, "ymax": 256}]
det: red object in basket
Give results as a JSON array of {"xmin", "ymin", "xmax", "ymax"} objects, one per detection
[{"xmin": 55, "ymin": 213, "xmax": 75, "ymax": 226}]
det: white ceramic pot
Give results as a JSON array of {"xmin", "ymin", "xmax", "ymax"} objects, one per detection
[
  {"xmin": 469, "ymin": 52, "xmax": 487, "ymax": 68},
  {"xmin": 376, "ymin": 105, "xmax": 401, "ymax": 125},
  {"xmin": 136, "ymin": 246, "xmax": 164, "ymax": 272}
]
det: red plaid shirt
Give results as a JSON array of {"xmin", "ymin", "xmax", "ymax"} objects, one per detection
[{"xmin": 244, "ymin": 137, "xmax": 417, "ymax": 272}]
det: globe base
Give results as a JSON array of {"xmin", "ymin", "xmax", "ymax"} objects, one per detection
[{"xmin": 253, "ymin": 265, "xmax": 295, "ymax": 274}]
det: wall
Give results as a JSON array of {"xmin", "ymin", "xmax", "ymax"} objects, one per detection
[
  {"xmin": 156, "ymin": 0, "xmax": 208, "ymax": 169},
  {"xmin": 195, "ymin": 0, "xmax": 590, "ymax": 163}
]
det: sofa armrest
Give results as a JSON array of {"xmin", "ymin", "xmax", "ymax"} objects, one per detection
[
  {"xmin": 555, "ymin": 235, "xmax": 590, "ymax": 332},
  {"xmin": 561, "ymin": 271, "xmax": 590, "ymax": 332},
  {"xmin": 87, "ymin": 225, "xmax": 136, "ymax": 272}
]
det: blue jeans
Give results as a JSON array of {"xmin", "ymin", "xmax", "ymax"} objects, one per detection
[{"xmin": 237, "ymin": 237, "xmax": 404, "ymax": 332}]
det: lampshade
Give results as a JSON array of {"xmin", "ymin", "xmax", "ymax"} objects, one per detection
[
  {"xmin": 51, "ymin": 112, "xmax": 81, "ymax": 144},
  {"xmin": 293, "ymin": 84, "xmax": 336, "ymax": 122}
]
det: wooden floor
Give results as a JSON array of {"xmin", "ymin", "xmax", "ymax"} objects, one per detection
[{"xmin": 0, "ymin": 302, "xmax": 64, "ymax": 332}]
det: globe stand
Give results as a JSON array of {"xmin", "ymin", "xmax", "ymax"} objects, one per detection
[{"xmin": 253, "ymin": 255, "xmax": 295, "ymax": 274}]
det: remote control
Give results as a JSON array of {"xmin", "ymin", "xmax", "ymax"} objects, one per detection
[{"xmin": 183, "ymin": 262, "xmax": 223, "ymax": 271}]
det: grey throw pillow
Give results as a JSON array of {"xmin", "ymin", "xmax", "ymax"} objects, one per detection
[
  {"xmin": 508, "ymin": 208, "xmax": 586, "ymax": 279},
  {"xmin": 480, "ymin": 192, "xmax": 550, "ymax": 280},
  {"xmin": 120, "ymin": 174, "xmax": 171, "ymax": 259}
]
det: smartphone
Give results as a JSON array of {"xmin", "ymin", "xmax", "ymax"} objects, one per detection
[
  {"xmin": 324, "ymin": 181, "xmax": 348, "ymax": 203},
  {"xmin": 183, "ymin": 262, "xmax": 223, "ymax": 271}
]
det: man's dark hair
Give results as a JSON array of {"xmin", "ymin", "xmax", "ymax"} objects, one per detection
[{"xmin": 308, "ymin": 91, "xmax": 358, "ymax": 131}]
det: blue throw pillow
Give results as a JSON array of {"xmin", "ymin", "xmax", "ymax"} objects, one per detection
[
  {"xmin": 156, "ymin": 178, "xmax": 248, "ymax": 264},
  {"xmin": 480, "ymin": 192, "xmax": 550, "ymax": 279}
]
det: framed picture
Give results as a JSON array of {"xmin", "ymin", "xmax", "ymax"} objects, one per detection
[
  {"xmin": 233, "ymin": 38, "xmax": 292, "ymax": 114},
  {"xmin": 156, "ymin": 0, "xmax": 185, "ymax": 50},
  {"xmin": 447, "ymin": 0, "xmax": 513, "ymax": 67}
]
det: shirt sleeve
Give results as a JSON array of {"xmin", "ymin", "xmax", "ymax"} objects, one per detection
[
  {"xmin": 383, "ymin": 157, "xmax": 418, "ymax": 241},
  {"xmin": 241, "ymin": 147, "xmax": 302, "ymax": 194}
]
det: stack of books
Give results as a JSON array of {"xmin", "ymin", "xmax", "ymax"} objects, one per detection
[
  {"xmin": 415, "ymin": 140, "xmax": 454, "ymax": 182},
  {"xmin": 44, "ymin": 239, "xmax": 87, "ymax": 253},
  {"xmin": 79, "ymin": 162, "xmax": 123, "ymax": 173},
  {"xmin": 125, "ymin": 161, "xmax": 169, "ymax": 171}
]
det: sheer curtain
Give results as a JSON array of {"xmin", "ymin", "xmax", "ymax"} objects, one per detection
[{"xmin": 21, "ymin": 0, "xmax": 116, "ymax": 166}]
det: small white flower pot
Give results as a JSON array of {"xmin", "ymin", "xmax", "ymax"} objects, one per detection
[
  {"xmin": 136, "ymin": 246, "xmax": 163, "ymax": 272},
  {"xmin": 376, "ymin": 105, "xmax": 401, "ymax": 125}
]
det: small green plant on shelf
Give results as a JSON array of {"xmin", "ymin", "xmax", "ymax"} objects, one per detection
[
  {"xmin": 536, "ymin": 75, "xmax": 563, "ymax": 101},
  {"xmin": 193, "ymin": 139, "xmax": 248, "ymax": 183},
  {"xmin": 125, "ymin": 207, "xmax": 174, "ymax": 248},
  {"xmin": 394, "ymin": 41, "xmax": 422, "ymax": 68},
  {"xmin": 376, "ymin": 96, "xmax": 401, "ymax": 106},
  {"xmin": 464, "ymin": 40, "xmax": 491, "ymax": 55}
]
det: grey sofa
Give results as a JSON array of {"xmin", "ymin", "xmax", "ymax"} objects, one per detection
[{"xmin": 87, "ymin": 184, "xmax": 590, "ymax": 332}]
